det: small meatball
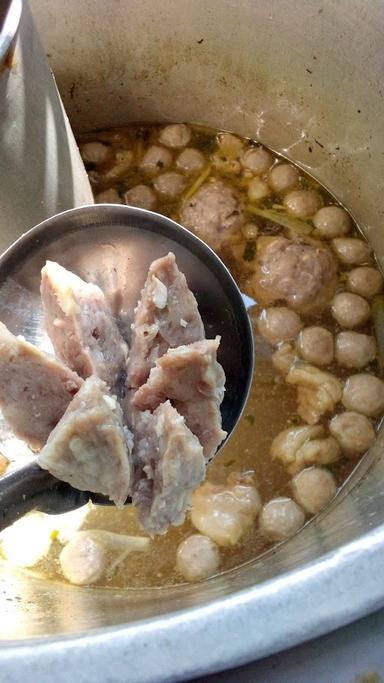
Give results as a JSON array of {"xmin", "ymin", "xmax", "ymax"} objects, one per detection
[
  {"xmin": 271, "ymin": 424, "xmax": 340, "ymax": 475},
  {"xmin": 342, "ymin": 373, "xmax": 384, "ymax": 417},
  {"xmin": 60, "ymin": 533, "xmax": 107, "ymax": 586},
  {"xmin": 268, "ymin": 164, "xmax": 300, "ymax": 194},
  {"xmin": 158, "ymin": 123, "xmax": 191, "ymax": 148},
  {"xmin": 347, "ymin": 267, "xmax": 383, "ymax": 299},
  {"xmin": 331, "ymin": 292, "xmax": 370, "ymax": 329},
  {"xmin": 80, "ymin": 141, "xmax": 109, "ymax": 165},
  {"xmin": 292, "ymin": 466, "xmax": 337, "ymax": 514},
  {"xmin": 153, "ymin": 172, "xmax": 187, "ymax": 199},
  {"xmin": 329, "ymin": 411, "xmax": 375, "ymax": 455},
  {"xmin": 286, "ymin": 363, "xmax": 343, "ymax": 425},
  {"xmin": 176, "ymin": 534, "xmax": 220, "ymax": 582},
  {"xmin": 312, "ymin": 206, "xmax": 351, "ymax": 238},
  {"xmin": 191, "ymin": 475, "xmax": 261, "ymax": 546},
  {"xmin": 332, "ymin": 238, "xmax": 371, "ymax": 265},
  {"xmin": 0, "ymin": 452, "xmax": 9, "ymax": 475},
  {"xmin": 241, "ymin": 146, "xmax": 274, "ymax": 174},
  {"xmin": 124, "ymin": 184, "xmax": 157, "ymax": 210},
  {"xmin": 95, "ymin": 188, "xmax": 122, "ymax": 204},
  {"xmin": 283, "ymin": 190, "xmax": 323, "ymax": 219},
  {"xmin": 335, "ymin": 331, "xmax": 376, "ymax": 369},
  {"xmin": 140, "ymin": 145, "xmax": 173, "ymax": 174},
  {"xmin": 176, "ymin": 148, "xmax": 205, "ymax": 174},
  {"xmin": 257, "ymin": 307, "xmax": 302, "ymax": 346},
  {"xmin": 297, "ymin": 327, "xmax": 334, "ymax": 367},
  {"xmin": 248, "ymin": 178, "xmax": 270, "ymax": 203},
  {"xmin": 271, "ymin": 342, "xmax": 296, "ymax": 375},
  {"xmin": 180, "ymin": 180, "xmax": 243, "ymax": 251},
  {"xmin": 259, "ymin": 498, "xmax": 305, "ymax": 541}
]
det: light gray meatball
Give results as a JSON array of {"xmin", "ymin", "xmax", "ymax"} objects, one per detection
[
  {"xmin": 292, "ymin": 466, "xmax": 337, "ymax": 514},
  {"xmin": 158, "ymin": 123, "xmax": 191, "ymax": 148},
  {"xmin": 124, "ymin": 184, "xmax": 157, "ymax": 210},
  {"xmin": 268, "ymin": 164, "xmax": 300, "ymax": 194},
  {"xmin": 153, "ymin": 172, "xmax": 187, "ymax": 199},
  {"xmin": 80, "ymin": 141, "xmax": 109, "ymax": 165},
  {"xmin": 176, "ymin": 148, "xmax": 205, "ymax": 174},
  {"xmin": 241, "ymin": 146, "xmax": 274, "ymax": 174},
  {"xmin": 342, "ymin": 373, "xmax": 384, "ymax": 417},
  {"xmin": 180, "ymin": 180, "xmax": 243, "ymax": 251},
  {"xmin": 259, "ymin": 497, "xmax": 305, "ymax": 541},
  {"xmin": 312, "ymin": 206, "xmax": 351, "ymax": 238},
  {"xmin": 332, "ymin": 238, "xmax": 371, "ymax": 265},
  {"xmin": 347, "ymin": 267, "xmax": 383, "ymax": 299},
  {"xmin": 176, "ymin": 534, "xmax": 220, "ymax": 582},
  {"xmin": 335, "ymin": 331, "xmax": 376, "ymax": 369},
  {"xmin": 59, "ymin": 534, "xmax": 107, "ymax": 586},
  {"xmin": 257, "ymin": 307, "xmax": 302, "ymax": 346},
  {"xmin": 140, "ymin": 145, "xmax": 173, "ymax": 174},
  {"xmin": 331, "ymin": 292, "xmax": 371, "ymax": 329},
  {"xmin": 283, "ymin": 190, "xmax": 323, "ymax": 219},
  {"xmin": 297, "ymin": 326, "xmax": 334, "ymax": 366},
  {"xmin": 329, "ymin": 411, "xmax": 375, "ymax": 455}
]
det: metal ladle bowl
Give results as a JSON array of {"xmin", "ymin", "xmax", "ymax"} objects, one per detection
[{"xmin": 0, "ymin": 204, "xmax": 254, "ymax": 529}]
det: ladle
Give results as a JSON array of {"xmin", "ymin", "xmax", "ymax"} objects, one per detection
[{"xmin": 0, "ymin": 204, "xmax": 254, "ymax": 530}]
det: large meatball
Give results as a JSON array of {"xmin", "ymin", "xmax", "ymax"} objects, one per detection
[
  {"xmin": 335, "ymin": 331, "xmax": 376, "ymax": 369},
  {"xmin": 257, "ymin": 307, "xmax": 302, "ymax": 346},
  {"xmin": 329, "ymin": 411, "xmax": 375, "ymax": 455},
  {"xmin": 342, "ymin": 373, "xmax": 384, "ymax": 417},
  {"xmin": 312, "ymin": 206, "xmax": 351, "ymax": 238},
  {"xmin": 247, "ymin": 236, "xmax": 337, "ymax": 312},
  {"xmin": 176, "ymin": 534, "xmax": 220, "ymax": 582},
  {"xmin": 297, "ymin": 326, "xmax": 334, "ymax": 366},
  {"xmin": 268, "ymin": 164, "xmax": 300, "ymax": 194},
  {"xmin": 331, "ymin": 292, "xmax": 370, "ymax": 329},
  {"xmin": 259, "ymin": 498, "xmax": 305, "ymax": 541},
  {"xmin": 332, "ymin": 238, "xmax": 371, "ymax": 265},
  {"xmin": 291, "ymin": 466, "xmax": 336, "ymax": 514},
  {"xmin": 346, "ymin": 267, "xmax": 383, "ymax": 299},
  {"xmin": 158, "ymin": 123, "xmax": 191, "ymax": 148},
  {"xmin": 283, "ymin": 190, "xmax": 323, "ymax": 219},
  {"xmin": 179, "ymin": 180, "xmax": 243, "ymax": 251}
]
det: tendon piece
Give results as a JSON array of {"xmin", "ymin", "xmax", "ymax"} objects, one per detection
[
  {"xmin": 41, "ymin": 261, "xmax": 127, "ymax": 389},
  {"xmin": 0, "ymin": 321, "xmax": 82, "ymax": 450},
  {"xmin": 131, "ymin": 402, "xmax": 205, "ymax": 534},
  {"xmin": 38, "ymin": 376, "xmax": 132, "ymax": 506},
  {"xmin": 133, "ymin": 337, "xmax": 226, "ymax": 459},
  {"xmin": 127, "ymin": 252, "xmax": 205, "ymax": 388}
]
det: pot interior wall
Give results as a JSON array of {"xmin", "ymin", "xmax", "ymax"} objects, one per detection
[{"xmin": 1, "ymin": 0, "xmax": 384, "ymax": 640}]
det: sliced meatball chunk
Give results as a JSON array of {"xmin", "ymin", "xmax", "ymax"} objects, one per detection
[
  {"xmin": 286, "ymin": 363, "xmax": 343, "ymax": 425},
  {"xmin": 131, "ymin": 402, "xmax": 205, "ymax": 535},
  {"xmin": 291, "ymin": 467, "xmax": 337, "ymax": 514},
  {"xmin": 329, "ymin": 411, "xmax": 375, "ymax": 456},
  {"xmin": 124, "ymin": 184, "xmax": 157, "ymax": 210},
  {"xmin": 133, "ymin": 337, "xmax": 226, "ymax": 460},
  {"xmin": 176, "ymin": 148, "xmax": 205, "ymax": 174},
  {"xmin": 271, "ymin": 424, "xmax": 340, "ymax": 474},
  {"xmin": 153, "ymin": 172, "xmax": 186, "ymax": 199},
  {"xmin": 176, "ymin": 534, "xmax": 220, "ymax": 582},
  {"xmin": 312, "ymin": 206, "xmax": 351, "ymax": 238},
  {"xmin": 268, "ymin": 164, "xmax": 300, "ymax": 194},
  {"xmin": 346, "ymin": 267, "xmax": 383, "ymax": 299},
  {"xmin": 257, "ymin": 307, "xmax": 302, "ymax": 346},
  {"xmin": 179, "ymin": 180, "xmax": 243, "ymax": 251},
  {"xmin": 240, "ymin": 146, "xmax": 273, "ymax": 174},
  {"xmin": 297, "ymin": 327, "xmax": 334, "ymax": 366},
  {"xmin": 332, "ymin": 237, "xmax": 371, "ymax": 265},
  {"xmin": 38, "ymin": 376, "xmax": 132, "ymax": 506},
  {"xmin": 283, "ymin": 190, "xmax": 323, "ymax": 219},
  {"xmin": 0, "ymin": 321, "xmax": 82, "ymax": 450},
  {"xmin": 331, "ymin": 292, "xmax": 370, "ymax": 329},
  {"xmin": 127, "ymin": 252, "xmax": 205, "ymax": 388},
  {"xmin": 140, "ymin": 145, "xmax": 173, "ymax": 174},
  {"xmin": 342, "ymin": 373, "xmax": 384, "ymax": 417},
  {"xmin": 158, "ymin": 123, "xmax": 191, "ymax": 148},
  {"xmin": 247, "ymin": 236, "xmax": 337, "ymax": 313},
  {"xmin": 41, "ymin": 261, "xmax": 127, "ymax": 390},
  {"xmin": 259, "ymin": 498, "xmax": 305, "ymax": 541},
  {"xmin": 335, "ymin": 331, "xmax": 376, "ymax": 369}
]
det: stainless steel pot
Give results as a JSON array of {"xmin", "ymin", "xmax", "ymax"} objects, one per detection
[{"xmin": 1, "ymin": 0, "xmax": 384, "ymax": 680}]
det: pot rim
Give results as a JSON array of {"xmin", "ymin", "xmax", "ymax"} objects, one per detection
[{"xmin": 0, "ymin": 0, "xmax": 22, "ymax": 64}]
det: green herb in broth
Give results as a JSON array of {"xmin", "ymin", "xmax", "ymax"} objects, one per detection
[{"xmin": 246, "ymin": 205, "xmax": 313, "ymax": 235}]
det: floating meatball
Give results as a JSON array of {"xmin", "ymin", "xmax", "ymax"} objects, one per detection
[
  {"xmin": 347, "ymin": 267, "xmax": 383, "ymax": 299},
  {"xmin": 140, "ymin": 145, "xmax": 173, "ymax": 174},
  {"xmin": 80, "ymin": 141, "xmax": 109, "ymax": 165},
  {"xmin": 247, "ymin": 236, "xmax": 337, "ymax": 312},
  {"xmin": 292, "ymin": 466, "xmax": 337, "ymax": 514},
  {"xmin": 332, "ymin": 238, "xmax": 371, "ymax": 265},
  {"xmin": 271, "ymin": 424, "xmax": 340, "ymax": 474},
  {"xmin": 241, "ymin": 146, "xmax": 273, "ymax": 174},
  {"xmin": 331, "ymin": 292, "xmax": 370, "ymax": 329},
  {"xmin": 179, "ymin": 180, "xmax": 243, "ymax": 251},
  {"xmin": 286, "ymin": 363, "xmax": 343, "ymax": 425},
  {"xmin": 283, "ymin": 189, "xmax": 323, "ymax": 219},
  {"xmin": 248, "ymin": 178, "xmax": 270, "ymax": 203},
  {"xmin": 153, "ymin": 172, "xmax": 187, "ymax": 199},
  {"xmin": 335, "ymin": 331, "xmax": 376, "ymax": 369},
  {"xmin": 342, "ymin": 373, "xmax": 384, "ymax": 417},
  {"xmin": 158, "ymin": 123, "xmax": 191, "ymax": 148},
  {"xmin": 124, "ymin": 184, "xmax": 157, "ymax": 210},
  {"xmin": 329, "ymin": 411, "xmax": 375, "ymax": 455},
  {"xmin": 312, "ymin": 206, "xmax": 351, "ymax": 238},
  {"xmin": 176, "ymin": 148, "xmax": 205, "ymax": 174},
  {"xmin": 271, "ymin": 342, "xmax": 296, "ymax": 375},
  {"xmin": 268, "ymin": 164, "xmax": 300, "ymax": 194},
  {"xmin": 176, "ymin": 534, "xmax": 220, "ymax": 582},
  {"xmin": 259, "ymin": 498, "xmax": 305, "ymax": 541},
  {"xmin": 95, "ymin": 188, "xmax": 122, "ymax": 204},
  {"xmin": 297, "ymin": 327, "xmax": 334, "ymax": 367},
  {"xmin": 257, "ymin": 307, "xmax": 302, "ymax": 346}
]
